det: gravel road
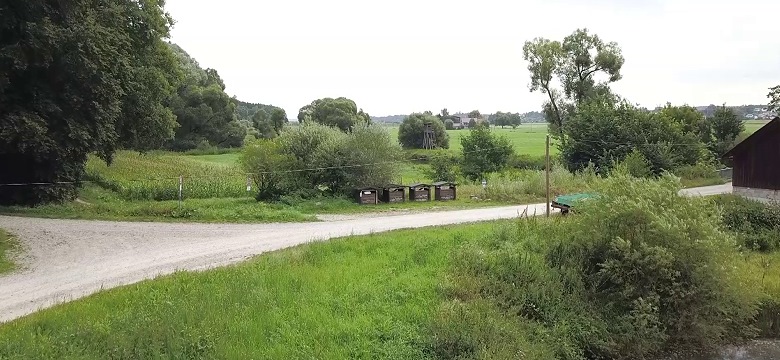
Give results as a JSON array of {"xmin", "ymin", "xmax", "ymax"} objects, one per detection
[{"xmin": 0, "ymin": 184, "xmax": 732, "ymax": 323}]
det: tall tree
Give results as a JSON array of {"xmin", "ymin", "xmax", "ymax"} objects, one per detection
[
  {"xmin": 398, "ymin": 113, "xmax": 450, "ymax": 149},
  {"xmin": 523, "ymin": 29, "xmax": 625, "ymax": 145},
  {"xmin": 297, "ymin": 97, "xmax": 370, "ymax": 132},
  {"xmin": 468, "ymin": 110, "xmax": 482, "ymax": 119},
  {"xmin": 166, "ymin": 45, "xmax": 244, "ymax": 150},
  {"xmin": 707, "ymin": 105, "xmax": 744, "ymax": 157},
  {"xmin": 768, "ymin": 85, "xmax": 780, "ymax": 113},
  {"xmin": 1, "ymin": 0, "xmax": 178, "ymax": 205}
]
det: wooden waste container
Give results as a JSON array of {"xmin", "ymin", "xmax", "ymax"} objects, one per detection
[
  {"xmin": 408, "ymin": 183, "xmax": 431, "ymax": 202},
  {"xmin": 433, "ymin": 181, "xmax": 457, "ymax": 201},
  {"xmin": 382, "ymin": 184, "xmax": 408, "ymax": 203},
  {"xmin": 354, "ymin": 187, "xmax": 379, "ymax": 205}
]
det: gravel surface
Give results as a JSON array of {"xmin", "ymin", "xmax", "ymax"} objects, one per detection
[{"xmin": 0, "ymin": 183, "xmax": 732, "ymax": 323}]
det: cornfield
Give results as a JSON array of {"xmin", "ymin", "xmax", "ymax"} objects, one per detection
[{"xmin": 86, "ymin": 151, "xmax": 250, "ymax": 200}]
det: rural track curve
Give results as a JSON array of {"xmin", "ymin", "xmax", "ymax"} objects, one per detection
[{"xmin": 0, "ymin": 183, "xmax": 731, "ymax": 323}]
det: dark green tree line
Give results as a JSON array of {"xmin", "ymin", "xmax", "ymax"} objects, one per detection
[{"xmin": 1, "ymin": 0, "xmax": 179, "ymax": 205}]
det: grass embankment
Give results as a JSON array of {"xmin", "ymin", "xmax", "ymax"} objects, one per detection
[
  {"xmin": 0, "ymin": 230, "xmax": 19, "ymax": 274},
  {"xmin": 0, "ymin": 223, "xmax": 501, "ymax": 359}
]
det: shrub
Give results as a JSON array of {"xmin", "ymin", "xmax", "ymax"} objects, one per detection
[
  {"xmin": 243, "ymin": 123, "xmax": 400, "ymax": 199},
  {"xmin": 444, "ymin": 119, "xmax": 455, "ymax": 130},
  {"xmin": 426, "ymin": 152, "xmax": 459, "ymax": 183},
  {"xmin": 460, "ymin": 125, "xmax": 514, "ymax": 181},
  {"xmin": 613, "ymin": 148, "xmax": 652, "ymax": 178},
  {"xmin": 240, "ymin": 139, "xmax": 299, "ymax": 201},
  {"xmin": 715, "ymin": 195, "xmax": 780, "ymax": 252},
  {"xmin": 508, "ymin": 154, "xmax": 547, "ymax": 171},
  {"xmin": 398, "ymin": 113, "xmax": 450, "ymax": 149},
  {"xmin": 434, "ymin": 175, "xmax": 763, "ymax": 359}
]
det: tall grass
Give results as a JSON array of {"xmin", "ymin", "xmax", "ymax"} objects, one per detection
[
  {"xmin": 86, "ymin": 151, "xmax": 248, "ymax": 200},
  {"xmin": 458, "ymin": 165, "xmax": 598, "ymax": 203},
  {"xmin": 0, "ymin": 229, "xmax": 19, "ymax": 274},
  {"xmin": 0, "ymin": 223, "xmax": 503, "ymax": 359}
]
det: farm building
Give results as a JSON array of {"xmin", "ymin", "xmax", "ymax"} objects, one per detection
[{"xmin": 722, "ymin": 117, "xmax": 780, "ymax": 202}]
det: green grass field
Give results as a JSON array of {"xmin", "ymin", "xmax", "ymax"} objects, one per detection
[
  {"xmin": 0, "ymin": 230, "xmax": 19, "ymax": 274},
  {"xmin": 0, "ymin": 222, "xmax": 502, "ymax": 359},
  {"xmin": 2, "ymin": 217, "xmax": 779, "ymax": 359},
  {"xmin": 386, "ymin": 123, "xmax": 555, "ymax": 156},
  {"xmin": 745, "ymin": 119, "xmax": 770, "ymax": 134}
]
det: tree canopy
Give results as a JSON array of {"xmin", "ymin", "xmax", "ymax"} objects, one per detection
[
  {"xmin": 523, "ymin": 29, "xmax": 625, "ymax": 144},
  {"xmin": 768, "ymin": 85, "xmax": 780, "ymax": 113},
  {"xmin": 165, "ymin": 44, "xmax": 245, "ymax": 150},
  {"xmin": 398, "ymin": 113, "xmax": 450, "ymax": 149},
  {"xmin": 1, "ymin": 0, "xmax": 179, "ymax": 205},
  {"xmin": 297, "ymin": 97, "xmax": 371, "ymax": 132}
]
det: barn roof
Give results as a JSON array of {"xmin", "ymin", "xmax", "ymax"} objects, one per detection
[{"xmin": 723, "ymin": 117, "xmax": 780, "ymax": 159}]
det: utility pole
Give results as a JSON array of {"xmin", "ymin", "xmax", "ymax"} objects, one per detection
[{"xmin": 545, "ymin": 134, "xmax": 550, "ymax": 218}]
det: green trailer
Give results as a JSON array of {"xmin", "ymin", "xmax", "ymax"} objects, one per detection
[{"xmin": 551, "ymin": 193, "xmax": 597, "ymax": 215}]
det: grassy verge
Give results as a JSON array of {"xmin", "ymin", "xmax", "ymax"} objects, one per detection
[
  {"xmin": 0, "ymin": 222, "xmax": 504, "ymax": 359},
  {"xmin": 0, "ymin": 186, "xmax": 315, "ymax": 223},
  {"xmin": 0, "ymin": 230, "xmax": 19, "ymax": 274}
]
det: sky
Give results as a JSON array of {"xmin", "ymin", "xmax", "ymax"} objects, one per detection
[{"xmin": 165, "ymin": 0, "xmax": 780, "ymax": 117}]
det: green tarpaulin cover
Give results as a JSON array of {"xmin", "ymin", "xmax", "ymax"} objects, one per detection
[{"xmin": 553, "ymin": 193, "xmax": 597, "ymax": 208}]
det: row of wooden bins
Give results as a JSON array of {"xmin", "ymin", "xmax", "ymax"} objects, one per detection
[{"xmin": 354, "ymin": 182, "xmax": 457, "ymax": 205}]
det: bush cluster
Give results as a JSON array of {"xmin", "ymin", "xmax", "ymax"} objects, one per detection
[
  {"xmin": 241, "ymin": 123, "xmax": 401, "ymax": 201},
  {"xmin": 432, "ymin": 175, "xmax": 763, "ymax": 359}
]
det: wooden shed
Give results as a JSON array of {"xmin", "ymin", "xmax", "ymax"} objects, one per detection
[
  {"xmin": 381, "ymin": 184, "xmax": 408, "ymax": 203},
  {"xmin": 432, "ymin": 181, "xmax": 457, "ymax": 201},
  {"xmin": 408, "ymin": 183, "xmax": 431, "ymax": 202},
  {"xmin": 354, "ymin": 187, "xmax": 379, "ymax": 205},
  {"xmin": 722, "ymin": 117, "xmax": 780, "ymax": 202}
]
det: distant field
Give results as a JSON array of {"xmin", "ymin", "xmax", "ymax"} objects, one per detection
[
  {"xmin": 745, "ymin": 120, "xmax": 770, "ymax": 134},
  {"xmin": 385, "ymin": 123, "xmax": 555, "ymax": 157}
]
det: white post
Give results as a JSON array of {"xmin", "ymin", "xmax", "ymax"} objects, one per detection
[{"xmin": 178, "ymin": 175, "xmax": 183, "ymax": 210}]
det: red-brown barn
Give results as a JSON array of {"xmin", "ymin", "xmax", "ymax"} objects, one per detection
[{"xmin": 722, "ymin": 117, "xmax": 780, "ymax": 202}]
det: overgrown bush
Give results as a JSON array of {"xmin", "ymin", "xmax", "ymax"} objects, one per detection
[
  {"xmin": 508, "ymin": 154, "xmax": 547, "ymax": 171},
  {"xmin": 613, "ymin": 148, "xmax": 652, "ymax": 178},
  {"xmin": 444, "ymin": 119, "xmax": 455, "ymax": 130},
  {"xmin": 398, "ymin": 113, "xmax": 450, "ymax": 149},
  {"xmin": 715, "ymin": 195, "xmax": 780, "ymax": 252},
  {"xmin": 426, "ymin": 152, "xmax": 459, "ymax": 182},
  {"xmin": 434, "ymin": 175, "xmax": 763, "ymax": 359},
  {"xmin": 242, "ymin": 123, "xmax": 400, "ymax": 200},
  {"xmin": 460, "ymin": 125, "xmax": 514, "ymax": 181}
]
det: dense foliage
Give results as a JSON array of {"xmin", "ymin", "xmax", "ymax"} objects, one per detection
[
  {"xmin": 297, "ymin": 97, "xmax": 371, "ymax": 132},
  {"xmin": 398, "ymin": 113, "xmax": 450, "ymax": 149},
  {"xmin": 433, "ymin": 175, "xmax": 763, "ymax": 359},
  {"xmin": 242, "ymin": 123, "xmax": 400, "ymax": 200},
  {"xmin": 562, "ymin": 95, "xmax": 707, "ymax": 174},
  {"xmin": 491, "ymin": 111, "xmax": 522, "ymax": 128},
  {"xmin": 716, "ymin": 195, "xmax": 780, "ymax": 252},
  {"xmin": 769, "ymin": 85, "xmax": 780, "ymax": 113},
  {"xmin": 0, "ymin": 0, "xmax": 178, "ymax": 205},
  {"xmin": 165, "ymin": 44, "xmax": 245, "ymax": 150},
  {"xmin": 460, "ymin": 124, "xmax": 514, "ymax": 181}
]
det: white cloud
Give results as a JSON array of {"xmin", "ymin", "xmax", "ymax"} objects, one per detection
[{"xmin": 165, "ymin": 0, "xmax": 780, "ymax": 116}]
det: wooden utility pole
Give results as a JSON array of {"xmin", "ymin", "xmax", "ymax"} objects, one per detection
[{"xmin": 545, "ymin": 134, "xmax": 550, "ymax": 218}]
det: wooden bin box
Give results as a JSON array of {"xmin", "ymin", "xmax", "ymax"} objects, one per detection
[
  {"xmin": 354, "ymin": 187, "xmax": 379, "ymax": 205},
  {"xmin": 408, "ymin": 183, "xmax": 431, "ymax": 202},
  {"xmin": 382, "ymin": 185, "xmax": 408, "ymax": 203},
  {"xmin": 433, "ymin": 181, "xmax": 457, "ymax": 201}
]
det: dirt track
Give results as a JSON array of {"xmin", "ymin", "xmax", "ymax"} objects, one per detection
[{"xmin": 0, "ymin": 183, "xmax": 731, "ymax": 323}]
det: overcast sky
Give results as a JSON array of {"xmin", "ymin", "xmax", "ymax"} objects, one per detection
[{"xmin": 165, "ymin": 0, "xmax": 779, "ymax": 117}]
